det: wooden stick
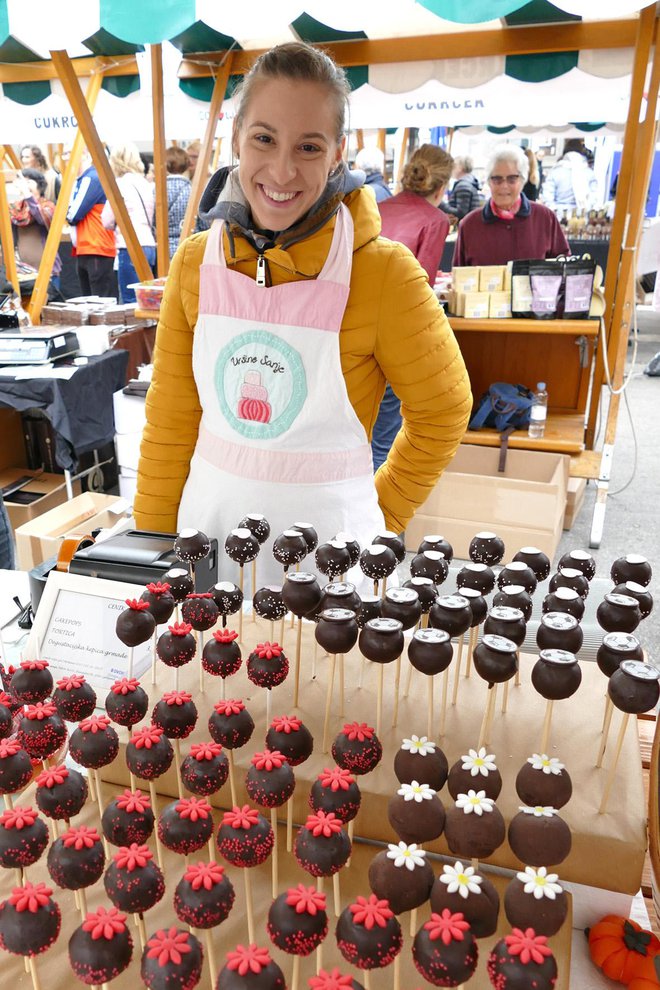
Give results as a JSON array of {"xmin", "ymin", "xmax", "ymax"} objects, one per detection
[
  {"xmin": 93, "ymin": 771, "xmax": 110, "ymax": 858},
  {"xmin": 339, "ymin": 654, "xmax": 345, "ymax": 717},
  {"xmin": 251, "ymin": 560, "xmax": 257, "ymax": 620},
  {"xmin": 540, "ymin": 700, "xmax": 554, "ymax": 753},
  {"xmin": 439, "ymin": 667, "xmax": 450, "ymax": 736},
  {"xmin": 452, "ymin": 642, "xmax": 463, "ymax": 705},
  {"xmin": 404, "ymin": 661, "xmax": 414, "ymax": 698},
  {"xmin": 381, "ymin": 577, "xmax": 387, "ymax": 600},
  {"xmin": 596, "ymin": 699, "xmax": 615, "ymax": 768},
  {"xmin": 148, "ymin": 782, "xmax": 164, "ymax": 869},
  {"xmin": 393, "ymin": 953, "xmax": 401, "ymax": 990},
  {"xmin": 208, "ymin": 837, "xmax": 215, "ymax": 862},
  {"xmin": 28, "ymin": 957, "xmax": 42, "ymax": 990},
  {"xmin": 205, "ymin": 929, "xmax": 217, "ymax": 989},
  {"xmin": 266, "ymin": 688, "xmax": 272, "ymax": 727},
  {"xmin": 4, "ymin": 793, "xmax": 13, "ymax": 811},
  {"xmin": 227, "ymin": 751, "xmax": 238, "ymax": 807},
  {"xmin": 291, "ymin": 954, "xmax": 301, "ymax": 990},
  {"xmin": 599, "ymin": 712, "xmax": 630, "ymax": 814},
  {"xmin": 270, "ymin": 620, "xmax": 275, "ymax": 644},
  {"xmin": 271, "ymin": 808, "xmax": 278, "ymax": 898},
  {"xmin": 130, "ymin": 772, "xmax": 137, "ymax": 791},
  {"xmin": 279, "ymin": 615, "xmax": 286, "ymax": 647},
  {"xmin": 347, "ymin": 819, "xmax": 355, "ymax": 866},
  {"xmin": 244, "ymin": 869, "xmax": 255, "ymax": 943},
  {"xmin": 484, "ymin": 683, "xmax": 498, "ymax": 745},
  {"xmin": 173, "ymin": 739, "xmax": 184, "ymax": 799},
  {"xmin": 515, "ymin": 652, "xmax": 521, "ymax": 687},
  {"xmin": 174, "ymin": 665, "xmax": 180, "ymax": 692},
  {"xmin": 78, "ymin": 886, "xmax": 88, "ymax": 923},
  {"xmin": 293, "ymin": 616, "xmax": 303, "ymax": 708},
  {"xmin": 322, "ymin": 654, "xmax": 337, "ymax": 754},
  {"xmin": 199, "ymin": 631, "xmax": 205, "ymax": 694},
  {"xmin": 316, "ymin": 941, "xmax": 323, "ymax": 974},
  {"xmin": 239, "ymin": 567, "xmax": 244, "ymax": 643},
  {"xmin": 391, "ymin": 656, "xmax": 401, "ymax": 728},
  {"xmin": 128, "ymin": 646, "xmax": 134, "ymax": 680},
  {"xmin": 376, "ymin": 664, "xmax": 384, "ymax": 738},
  {"xmin": 364, "ymin": 971, "xmax": 372, "ymax": 990},
  {"xmin": 358, "ymin": 656, "xmax": 366, "ymax": 689},
  {"xmin": 466, "ymin": 626, "xmax": 475, "ymax": 677},
  {"xmin": 134, "ymin": 912, "xmax": 147, "ymax": 949},
  {"xmin": 427, "ymin": 674, "xmax": 434, "ymax": 739},
  {"xmin": 151, "ymin": 629, "xmax": 157, "ymax": 686},
  {"xmin": 287, "ymin": 796, "xmax": 294, "ymax": 853},
  {"xmin": 601, "ymin": 695, "xmax": 613, "ymax": 733},
  {"xmin": 333, "ymin": 871, "xmax": 341, "ymax": 917},
  {"xmin": 478, "ymin": 685, "xmax": 497, "ymax": 750},
  {"xmin": 501, "ymin": 680, "xmax": 510, "ymax": 714},
  {"xmin": 471, "ymin": 857, "xmax": 479, "ymax": 871}
]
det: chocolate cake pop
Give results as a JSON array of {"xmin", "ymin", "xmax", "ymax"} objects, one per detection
[
  {"xmin": 104, "ymin": 843, "xmax": 165, "ymax": 913},
  {"xmin": 294, "ymin": 811, "xmax": 351, "ymax": 877},
  {"xmin": 430, "ymin": 595, "xmax": 472, "ymax": 638},
  {"xmin": 209, "ymin": 699, "xmax": 255, "ymax": 750},
  {"xmin": 116, "ymin": 598, "xmax": 156, "ymax": 647},
  {"xmin": 382, "ymin": 587, "xmax": 422, "ymax": 630},
  {"xmin": 548, "ymin": 567, "xmax": 589, "ymax": 600},
  {"xmin": 175, "ymin": 528, "xmax": 211, "ymax": 563},
  {"xmin": 310, "ymin": 766, "xmax": 361, "ymax": 823},
  {"xmin": 612, "ymin": 581, "xmax": 654, "ymax": 620},
  {"xmin": 126, "ymin": 724, "xmax": 174, "ymax": 781},
  {"xmin": 332, "ymin": 722, "xmax": 382, "ymax": 776},
  {"xmin": 611, "ymin": 554, "xmax": 652, "ymax": 587},
  {"xmin": 156, "ymin": 621, "xmax": 197, "ymax": 667},
  {"xmin": 18, "ymin": 701, "xmax": 66, "ymax": 760},
  {"xmin": 516, "ymin": 754, "xmax": 572, "ymax": 810},
  {"xmin": 48, "ymin": 824, "xmax": 105, "ymax": 890},
  {"xmin": 358, "ymin": 617, "xmax": 404, "ymax": 663},
  {"xmin": 597, "ymin": 593, "xmax": 642, "ymax": 634},
  {"xmin": 484, "ymin": 606, "xmax": 526, "ymax": 648},
  {"xmin": 202, "ymin": 628, "xmax": 242, "ymax": 677},
  {"xmin": 316, "ymin": 609, "xmax": 359, "ymax": 655},
  {"xmin": 444, "ymin": 791, "xmax": 506, "ymax": 860},
  {"xmin": 431, "ymin": 861, "xmax": 500, "ymax": 938},
  {"xmin": 210, "ymin": 582, "xmax": 244, "ymax": 622},
  {"xmin": 531, "ymin": 650, "xmax": 582, "ymax": 701},
  {"xmin": 497, "ymin": 562, "xmax": 537, "ymax": 596},
  {"xmin": 239, "ymin": 513, "xmax": 271, "ymax": 544},
  {"xmin": 359, "ymin": 544, "xmax": 397, "ymax": 587},
  {"xmin": 388, "ymin": 781, "xmax": 446, "ymax": 845},
  {"xmin": 309, "ymin": 969, "xmax": 365, "ymax": 990},
  {"xmin": 52, "ymin": 673, "xmax": 96, "ymax": 723},
  {"xmin": 413, "ymin": 909, "xmax": 479, "ymax": 987},
  {"xmin": 282, "ymin": 572, "xmax": 323, "ymax": 618},
  {"xmin": 504, "ymin": 867, "xmax": 568, "ymax": 936},
  {"xmin": 181, "ymin": 741, "xmax": 229, "ymax": 796},
  {"xmin": 316, "ymin": 541, "xmax": 352, "ymax": 580},
  {"xmin": 411, "ymin": 550, "xmax": 449, "ymax": 585},
  {"xmin": 336, "ymin": 894, "xmax": 403, "ymax": 971},
  {"xmin": 69, "ymin": 905, "xmax": 133, "ymax": 984},
  {"xmin": 394, "ymin": 735, "xmax": 448, "ymax": 791},
  {"xmin": 408, "ymin": 629, "xmax": 453, "ymax": 676},
  {"xmin": 10, "ymin": 659, "xmax": 53, "ymax": 705},
  {"xmin": 597, "ymin": 632, "xmax": 644, "ymax": 678},
  {"xmin": 247, "ymin": 641, "xmax": 289, "ymax": 688},
  {"xmin": 102, "ymin": 789, "xmax": 155, "ymax": 847},
  {"xmin": 418, "ymin": 534, "xmax": 454, "ymax": 561},
  {"xmin": 253, "ymin": 586, "xmax": 287, "ymax": 622},
  {"xmin": 403, "ymin": 576, "xmax": 438, "ymax": 614},
  {"xmin": 158, "ymin": 796, "xmax": 214, "ymax": 855},
  {"xmin": 266, "ymin": 715, "xmax": 313, "ymax": 766},
  {"xmin": 608, "ymin": 660, "xmax": 660, "ymax": 714},
  {"xmin": 174, "ymin": 860, "xmax": 235, "ymax": 929},
  {"xmin": 141, "ymin": 927, "xmax": 203, "ymax": 990},
  {"xmin": 512, "ymin": 547, "xmax": 551, "ymax": 582},
  {"xmin": 181, "ymin": 592, "xmax": 219, "ymax": 631},
  {"xmin": 246, "ymin": 749, "xmax": 295, "ymax": 808},
  {"xmin": 290, "ymin": 521, "xmax": 319, "ymax": 556},
  {"xmin": 473, "ymin": 635, "xmax": 518, "ymax": 687},
  {"xmin": 152, "ymin": 690, "xmax": 198, "ymax": 739},
  {"xmin": 35, "ymin": 763, "xmax": 87, "ymax": 821},
  {"xmin": 488, "ymin": 928, "xmax": 557, "ymax": 990},
  {"xmin": 448, "ymin": 748, "xmax": 502, "ymax": 802},
  {"xmin": 354, "ymin": 595, "xmax": 382, "ymax": 627},
  {"xmin": 0, "ymin": 881, "xmax": 61, "ymax": 956},
  {"xmin": 217, "ymin": 944, "xmax": 284, "ymax": 990},
  {"xmin": 69, "ymin": 714, "xmax": 119, "ymax": 769},
  {"xmin": 461, "ymin": 586, "xmax": 489, "ymax": 629},
  {"xmin": 470, "ymin": 531, "xmax": 505, "ymax": 566},
  {"xmin": 0, "ymin": 805, "xmax": 48, "ymax": 869},
  {"xmin": 457, "ymin": 563, "xmax": 496, "ymax": 596},
  {"xmin": 217, "ymin": 804, "xmax": 274, "ymax": 867},
  {"xmin": 0, "ymin": 738, "xmax": 33, "ymax": 796},
  {"xmin": 273, "ymin": 529, "xmax": 308, "ymax": 570},
  {"xmin": 493, "ymin": 585, "xmax": 534, "ymax": 623},
  {"xmin": 0, "ymin": 691, "xmax": 12, "ymax": 740},
  {"xmin": 542, "ymin": 586, "xmax": 585, "ymax": 621},
  {"xmin": 333, "ymin": 532, "xmax": 361, "ymax": 569},
  {"xmin": 558, "ymin": 549, "xmax": 596, "ymax": 581},
  {"xmin": 317, "ymin": 581, "xmax": 361, "ymax": 616},
  {"xmin": 105, "ymin": 676, "xmax": 149, "ymax": 728},
  {"xmin": 267, "ymin": 884, "xmax": 328, "ymax": 956},
  {"xmin": 140, "ymin": 581, "xmax": 176, "ymax": 624},
  {"xmin": 373, "ymin": 531, "xmax": 405, "ymax": 564},
  {"xmin": 508, "ymin": 806, "xmax": 572, "ymax": 866},
  {"xmin": 369, "ymin": 842, "xmax": 434, "ymax": 915},
  {"xmin": 164, "ymin": 567, "xmax": 195, "ymax": 602},
  {"xmin": 535, "ymin": 612, "xmax": 583, "ymax": 655}
]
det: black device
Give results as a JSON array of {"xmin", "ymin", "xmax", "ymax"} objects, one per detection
[{"xmin": 0, "ymin": 328, "xmax": 79, "ymax": 364}]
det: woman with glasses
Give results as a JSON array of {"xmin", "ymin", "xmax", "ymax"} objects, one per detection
[{"xmin": 454, "ymin": 144, "xmax": 568, "ymax": 267}]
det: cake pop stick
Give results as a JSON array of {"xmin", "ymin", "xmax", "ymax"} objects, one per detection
[
  {"xmin": 323, "ymin": 654, "xmax": 338, "ymax": 754},
  {"xmin": 599, "ymin": 712, "xmax": 630, "ymax": 814},
  {"xmin": 151, "ymin": 630, "xmax": 157, "ymax": 685},
  {"xmin": 451, "ymin": 635, "xmax": 465, "ymax": 705},
  {"xmin": 270, "ymin": 808, "xmax": 279, "ymax": 897},
  {"xmin": 205, "ymin": 930, "xmax": 218, "ymax": 989},
  {"xmin": 596, "ymin": 702, "xmax": 614, "ymax": 767},
  {"xmin": 478, "ymin": 686, "xmax": 497, "ymax": 749},
  {"xmin": 540, "ymin": 701, "xmax": 554, "ymax": 754},
  {"xmin": 439, "ymin": 667, "xmax": 450, "ymax": 736},
  {"xmin": 173, "ymin": 740, "xmax": 184, "ymax": 798},
  {"xmin": 427, "ymin": 678, "xmax": 435, "ymax": 739}
]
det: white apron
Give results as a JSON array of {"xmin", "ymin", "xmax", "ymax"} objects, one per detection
[{"xmin": 177, "ymin": 204, "xmax": 385, "ymax": 589}]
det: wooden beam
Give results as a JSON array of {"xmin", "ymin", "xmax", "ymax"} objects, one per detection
[
  {"xmin": 0, "ymin": 55, "xmax": 137, "ymax": 84},
  {"xmin": 180, "ymin": 53, "xmax": 234, "ymax": 242},
  {"xmin": 150, "ymin": 44, "xmax": 169, "ymax": 277},
  {"xmin": 355, "ymin": 129, "xmax": 364, "ymax": 152},
  {"xmin": 395, "ymin": 128, "xmax": 410, "ymax": 188},
  {"xmin": 377, "ymin": 129, "xmax": 386, "ymax": 154},
  {"xmin": 212, "ymin": 137, "xmax": 223, "ymax": 172},
  {"xmin": 3, "ymin": 145, "xmax": 20, "ymax": 169},
  {"xmin": 0, "ymin": 171, "xmax": 20, "ymax": 297},
  {"xmin": 50, "ymin": 50, "xmax": 152, "ymax": 288}
]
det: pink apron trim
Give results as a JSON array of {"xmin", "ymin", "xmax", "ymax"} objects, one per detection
[{"xmin": 196, "ymin": 422, "xmax": 373, "ymax": 484}]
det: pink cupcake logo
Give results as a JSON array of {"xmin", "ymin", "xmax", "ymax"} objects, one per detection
[{"xmin": 237, "ymin": 371, "xmax": 271, "ymax": 423}]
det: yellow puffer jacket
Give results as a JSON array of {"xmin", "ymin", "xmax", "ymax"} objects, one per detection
[{"xmin": 134, "ymin": 186, "xmax": 471, "ymax": 535}]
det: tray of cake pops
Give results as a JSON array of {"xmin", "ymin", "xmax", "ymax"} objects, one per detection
[{"xmin": 0, "ymin": 520, "xmax": 654, "ymax": 990}]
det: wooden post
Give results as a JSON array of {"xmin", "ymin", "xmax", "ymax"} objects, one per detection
[
  {"xmin": 150, "ymin": 44, "xmax": 169, "ymax": 278},
  {"xmin": 2, "ymin": 145, "xmax": 20, "ymax": 169},
  {"xmin": 377, "ymin": 128, "xmax": 386, "ymax": 153},
  {"xmin": 395, "ymin": 128, "xmax": 410, "ymax": 190},
  {"xmin": 355, "ymin": 129, "xmax": 365, "ymax": 152},
  {"xmin": 180, "ymin": 54, "xmax": 234, "ymax": 242},
  {"xmin": 212, "ymin": 138, "xmax": 223, "ymax": 172},
  {"xmin": 0, "ymin": 169, "xmax": 20, "ymax": 297}
]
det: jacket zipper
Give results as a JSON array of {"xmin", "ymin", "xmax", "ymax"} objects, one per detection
[{"xmin": 256, "ymin": 254, "xmax": 266, "ymax": 287}]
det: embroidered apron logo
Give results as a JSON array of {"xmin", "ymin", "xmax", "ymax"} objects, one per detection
[{"xmin": 215, "ymin": 330, "xmax": 307, "ymax": 439}]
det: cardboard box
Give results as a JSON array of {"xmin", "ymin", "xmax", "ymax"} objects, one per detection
[
  {"xmin": 563, "ymin": 476, "xmax": 587, "ymax": 530},
  {"xmin": 489, "ymin": 291, "xmax": 512, "ymax": 319},
  {"xmin": 115, "ymin": 432, "xmax": 141, "ymax": 472},
  {"xmin": 479, "ymin": 265, "xmax": 506, "ymax": 292},
  {"xmin": 405, "ymin": 444, "xmax": 570, "ymax": 561},
  {"xmin": 463, "ymin": 291, "xmax": 490, "ymax": 319},
  {"xmin": 112, "ymin": 389, "xmax": 146, "ymax": 435},
  {"xmin": 15, "ymin": 492, "xmax": 130, "ymax": 570},
  {"xmin": 1, "ymin": 468, "xmax": 81, "ymax": 530},
  {"xmin": 452, "ymin": 266, "xmax": 479, "ymax": 293}
]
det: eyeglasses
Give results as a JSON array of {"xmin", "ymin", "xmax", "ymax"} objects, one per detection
[{"xmin": 489, "ymin": 174, "xmax": 522, "ymax": 185}]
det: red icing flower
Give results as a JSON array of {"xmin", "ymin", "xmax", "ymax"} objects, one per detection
[
  {"xmin": 254, "ymin": 642, "xmax": 282, "ymax": 659},
  {"xmin": 0, "ymin": 738, "xmax": 23, "ymax": 757},
  {"xmin": 213, "ymin": 629, "xmax": 239, "ymax": 644},
  {"xmin": 270, "ymin": 714, "xmax": 301, "ymax": 733},
  {"xmin": 9, "ymin": 882, "xmax": 52, "ymax": 912},
  {"xmin": 55, "ymin": 673, "xmax": 86, "ymax": 691},
  {"xmin": 191, "ymin": 741, "xmax": 222, "ymax": 761},
  {"xmin": 184, "ymin": 861, "xmax": 225, "ymax": 890},
  {"xmin": 83, "ymin": 906, "xmax": 127, "ymax": 940},
  {"xmin": 222, "ymin": 805, "xmax": 259, "ymax": 830},
  {"xmin": 349, "ymin": 894, "xmax": 393, "ymax": 930},
  {"xmin": 114, "ymin": 843, "xmax": 153, "ymax": 871},
  {"xmin": 116, "ymin": 789, "xmax": 151, "ymax": 813},
  {"xmin": 0, "ymin": 806, "xmax": 37, "ymax": 829},
  {"xmin": 168, "ymin": 621, "xmax": 193, "ymax": 637},
  {"xmin": 125, "ymin": 598, "xmax": 151, "ymax": 611},
  {"xmin": 342, "ymin": 722, "xmax": 374, "ymax": 741},
  {"xmin": 319, "ymin": 767, "xmax": 354, "ymax": 791},
  {"xmin": 176, "ymin": 797, "xmax": 211, "ymax": 822},
  {"xmin": 147, "ymin": 927, "xmax": 192, "ymax": 967},
  {"xmin": 162, "ymin": 690, "xmax": 193, "ymax": 707},
  {"xmin": 62, "ymin": 825, "xmax": 100, "ymax": 849},
  {"xmin": 0, "ymin": 691, "xmax": 13, "ymax": 707},
  {"xmin": 214, "ymin": 699, "xmax": 245, "ymax": 716},
  {"xmin": 424, "ymin": 910, "xmax": 470, "ymax": 945},
  {"xmin": 111, "ymin": 677, "xmax": 141, "ymax": 695},
  {"xmin": 36, "ymin": 764, "xmax": 68, "ymax": 788},
  {"xmin": 225, "ymin": 944, "xmax": 272, "ymax": 975},
  {"xmin": 505, "ymin": 927, "xmax": 553, "ymax": 965},
  {"xmin": 309, "ymin": 970, "xmax": 356, "ymax": 990},
  {"xmin": 24, "ymin": 701, "xmax": 57, "ymax": 720},
  {"xmin": 251, "ymin": 749, "xmax": 285, "ymax": 771},
  {"xmin": 79, "ymin": 714, "xmax": 111, "ymax": 734},
  {"xmin": 131, "ymin": 725, "xmax": 164, "ymax": 749},
  {"xmin": 285, "ymin": 884, "xmax": 326, "ymax": 915},
  {"xmin": 305, "ymin": 811, "xmax": 342, "ymax": 837},
  {"xmin": 20, "ymin": 659, "xmax": 49, "ymax": 671},
  {"xmin": 145, "ymin": 582, "xmax": 171, "ymax": 595}
]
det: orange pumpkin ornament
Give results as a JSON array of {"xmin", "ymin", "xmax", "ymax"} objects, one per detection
[
  {"xmin": 629, "ymin": 954, "xmax": 660, "ymax": 989},
  {"xmin": 588, "ymin": 915, "xmax": 660, "ymax": 984}
]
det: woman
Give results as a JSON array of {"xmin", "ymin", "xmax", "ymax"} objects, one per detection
[
  {"xmin": 354, "ymin": 147, "xmax": 391, "ymax": 203},
  {"xmin": 454, "ymin": 144, "xmax": 569, "ymax": 267},
  {"xmin": 9, "ymin": 168, "xmax": 62, "ymax": 286},
  {"xmin": 20, "ymin": 145, "xmax": 61, "ymax": 202},
  {"xmin": 101, "ymin": 143, "xmax": 155, "ymax": 303},
  {"xmin": 166, "ymin": 146, "xmax": 192, "ymax": 259},
  {"xmin": 542, "ymin": 140, "xmax": 598, "ymax": 214},
  {"xmin": 441, "ymin": 155, "xmax": 482, "ymax": 221},
  {"xmin": 134, "ymin": 43, "xmax": 471, "ymax": 583},
  {"xmin": 522, "ymin": 148, "xmax": 540, "ymax": 202},
  {"xmin": 372, "ymin": 144, "xmax": 454, "ymax": 470}
]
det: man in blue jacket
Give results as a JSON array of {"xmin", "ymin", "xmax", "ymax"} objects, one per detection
[{"xmin": 66, "ymin": 149, "xmax": 117, "ymax": 296}]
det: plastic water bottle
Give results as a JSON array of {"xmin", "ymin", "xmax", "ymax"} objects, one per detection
[{"xmin": 528, "ymin": 382, "xmax": 548, "ymax": 439}]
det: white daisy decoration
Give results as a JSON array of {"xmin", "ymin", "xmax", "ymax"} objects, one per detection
[
  {"xmin": 527, "ymin": 754, "xmax": 565, "ymax": 775},
  {"xmin": 519, "ymin": 805, "xmax": 557, "ymax": 818},
  {"xmin": 461, "ymin": 747, "xmax": 497, "ymax": 777},
  {"xmin": 386, "ymin": 841, "xmax": 427, "ymax": 871},
  {"xmin": 455, "ymin": 790, "xmax": 494, "ymax": 816},
  {"xmin": 517, "ymin": 866, "xmax": 563, "ymax": 900},
  {"xmin": 398, "ymin": 780, "xmax": 434, "ymax": 802},
  {"xmin": 401, "ymin": 735, "xmax": 436, "ymax": 756},
  {"xmin": 439, "ymin": 861, "xmax": 483, "ymax": 899}
]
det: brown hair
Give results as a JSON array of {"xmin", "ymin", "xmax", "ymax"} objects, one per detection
[
  {"xmin": 166, "ymin": 146, "xmax": 190, "ymax": 175},
  {"xmin": 524, "ymin": 148, "xmax": 539, "ymax": 187},
  {"xmin": 401, "ymin": 145, "xmax": 453, "ymax": 197},
  {"xmin": 233, "ymin": 42, "xmax": 351, "ymax": 145}
]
